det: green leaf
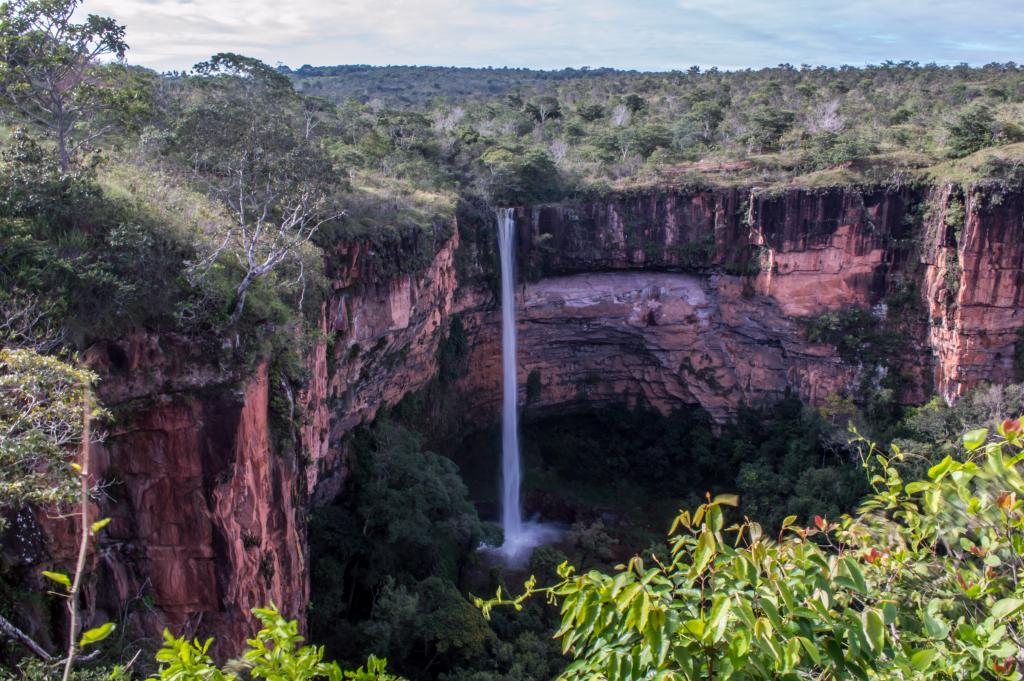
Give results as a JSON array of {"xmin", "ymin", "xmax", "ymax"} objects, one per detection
[
  {"xmin": 780, "ymin": 515, "xmax": 798, "ymax": 529},
  {"xmin": 910, "ymin": 648, "xmax": 938, "ymax": 671},
  {"xmin": 797, "ymin": 636, "xmax": 821, "ymax": 666},
  {"xmin": 713, "ymin": 493, "xmax": 739, "ymax": 507},
  {"xmin": 923, "ymin": 611, "xmax": 950, "ymax": 639},
  {"xmin": 842, "ymin": 557, "xmax": 868, "ymax": 595},
  {"xmin": 863, "ymin": 608, "xmax": 885, "ymax": 652},
  {"xmin": 42, "ymin": 571, "xmax": 71, "ymax": 590},
  {"xmin": 992, "ymin": 598, "xmax": 1024, "ymax": 620},
  {"xmin": 706, "ymin": 595, "xmax": 732, "ymax": 644},
  {"xmin": 963, "ymin": 428, "xmax": 988, "ymax": 451},
  {"xmin": 90, "ymin": 517, "xmax": 111, "ymax": 534},
  {"xmin": 691, "ymin": 530, "xmax": 716, "ymax": 576},
  {"xmin": 904, "ymin": 481, "xmax": 930, "ymax": 495},
  {"xmin": 927, "ymin": 456, "xmax": 953, "ymax": 480},
  {"xmin": 79, "ymin": 622, "xmax": 115, "ymax": 647}
]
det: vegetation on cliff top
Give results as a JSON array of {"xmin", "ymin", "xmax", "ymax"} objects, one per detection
[{"xmin": 287, "ymin": 61, "xmax": 1024, "ymax": 195}]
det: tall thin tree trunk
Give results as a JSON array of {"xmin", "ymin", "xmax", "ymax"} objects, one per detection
[
  {"xmin": 56, "ymin": 112, "xmax": 70, "ymax": 172},
  {"xmin": 62, "ymin": 389, "xmax": 91, "ymax": 681},
  {"xmin": 229, "ymin": 274, "xmax": 254, "ymax": 327}
]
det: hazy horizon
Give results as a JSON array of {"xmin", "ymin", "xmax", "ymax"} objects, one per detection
[{"xmin": 79, "ymin": 0, "xmax": 1024, "ymax": 74}]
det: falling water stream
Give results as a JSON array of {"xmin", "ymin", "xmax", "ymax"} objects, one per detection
[
  {"xmin": 497, "ymin": 207, "xmax": 523, "ymax": 544},
  {"xmin": 494, "ymin": 208, "xmax": 559, "ymax": 565}
]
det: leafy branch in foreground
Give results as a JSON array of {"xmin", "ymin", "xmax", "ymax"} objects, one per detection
[
  {"xmin": 0, "ymin": 348, "xmax": 117, "ymax": 676},
  {"xmin": 151, "ymin": 605, "xmax": 401, "ymax": 681},
  {"xmin": 479, "ymin": 422, "xmax": 1024, "ymax": 679},
  {"xmin": 0, "ymin": 348, "xmax": 94, "ymax": 517}
]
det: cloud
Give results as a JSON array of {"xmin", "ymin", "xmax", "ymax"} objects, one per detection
[{"xmin": 79, "ymin": 0, "xmax": 1024, "ymax": 72}]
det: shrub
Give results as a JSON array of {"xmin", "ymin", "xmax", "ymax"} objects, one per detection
[
  {"xmin": 478, "ymin": 146, "xmax": 561, "ymax": 205},
  {"xmin": 947, "ymin": 105, "xmax": 997, "ymax": 158},
  {"xmin": 0, "ymin": 349, "xmax": 95, "ymax": 523},
  {"xmin": 742, "ymin": 107, "xmax": 796, "ymax": 152}
]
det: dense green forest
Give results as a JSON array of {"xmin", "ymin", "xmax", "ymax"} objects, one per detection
[{"xmin": 4, "ymin": 0, "xmax": 1024, "ymax": 679}]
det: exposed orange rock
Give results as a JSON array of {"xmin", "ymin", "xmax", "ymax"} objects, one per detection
[
  {"xmin": 18, "ymin": 183, "xmax": 1024, "ymax": 658},
  {"xmin": 923, "ymin": 185, "xmax": 1024, "ymax": 401},
  {"xmin": 454, "ymin": 271, "xmax": 858, "ymax": 423},
  {"xmin": 27, "ymin": 226, "xmax": 464, "ymax": 657},
  {"xmin": 56, "ymin": 356, "xmax": 306, "ymax": 655}
]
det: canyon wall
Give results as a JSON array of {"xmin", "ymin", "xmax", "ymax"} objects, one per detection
[
  {"xmin": 922, "ymin": 186, "xmax": 1024, "ymax": 401},
  {"xmin": 452, "ymin": 186, "xmax": 933, "ymax": 422},
  {"xmin": 71, "ymin": 335, "xmax": 306, "ymax": 656},
  {"xmin": 13, "ymin": 224, "xmax": 463, "ymax": 657},
  {"xmin": 13, "ymin": 182, "xmax": 1024, "ymax": 657}
]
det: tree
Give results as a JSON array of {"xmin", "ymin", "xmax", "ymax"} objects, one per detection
[
  {"xmin": 947, "ymin": 104, "xmax": 996, "ymax": 158},
  {"xmin": 621, "ymin": 94, "xmax": 647, "ymax": 115},
  {"xmin": 743, "ymin": 107, "xmax": 796, "ymax": 152},
  {"xmin": 309, "ymin": 421, "xmax": 486, "ymax": 679},
  {"xmin": 478, "ymin": 146, "xmax": 560, "ymax": 205},
  {"xmin": 0, "ymin": 348, "xmax": 92, "ymax": 517},
  {"xmin": 0, "ymin": 0, "xmax": 128, "ymax": 170},
  {"xmin": 172, "ymin": 53, "xmax": 342, "ymax": 325},
  {"xmin": 594, "ymin": 125, "xmax": 671, "ymax": 163},
  {"xmin": 525, "ymin": 96, "xmax": 561, "ymax": 124},
  {"xmin": 574, "ymin": 103, "xmax": 604, "ymax": 122},
  {"xmin": 482, "ymin": 422, "xmax": 1024, "ymax": 679},
  {"xmin": 673, "ymin": 100, "xmax": 724, "ymax": 150}
]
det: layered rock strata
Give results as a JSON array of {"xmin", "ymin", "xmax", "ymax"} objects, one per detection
[{"xmin": 14, "ymin": 182, "xmax": 1024, "ymax": 657}]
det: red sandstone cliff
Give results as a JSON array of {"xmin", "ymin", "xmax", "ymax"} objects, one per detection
[
  {"xmin": 73, "ymin": 339, "xmax": 306, "ymax": 655},
  {"xmin": 15, "ymin": 182, "xmax": 1024, "ymax": 657},
  {"xmin": 451, "ymin": 186, "xmax": 930, "ymax": 422},
  {"xmin": 923, "ymin": 185, "xmax": 1024, "ymax": 401}
]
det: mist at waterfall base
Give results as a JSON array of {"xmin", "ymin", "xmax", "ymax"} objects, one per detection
[{"xmin": 483, "ymin": 207, "xmax": 561, "ymax": 567}]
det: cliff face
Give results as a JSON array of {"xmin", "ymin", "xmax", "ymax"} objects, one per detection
[
  {"xmin": 311, "ymin": 225, "xmax": 460, "ymax": 502},
  {"xmin": 20, "ymin": 225, "xmax": 462, "ymax": 656},
  {"xmin": 453, "ymin": 186, "xmax": 929, "ymax": 422},
  {"xmin": 923, "ymin": 186, "xmax": 1024, "ymax": 400},
  {"xmin": 453, "ymin": 272, "xmax": 857, "ymax": 423},
  {"xmin": 17, "ymin": 183, "xmax": 1024, "ymax": 657},
  {"xmin": 75, "ymin": 336, "xmax": 306, "ymax": 655}
]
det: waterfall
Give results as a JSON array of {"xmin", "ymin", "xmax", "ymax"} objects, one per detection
[
  {"xmin": 492, "ymin": 208, "xmax": 560, "ymax": 565},
  {"xmin": 497, "ymin": 207, "xmax": 524, "ymax": 548}
]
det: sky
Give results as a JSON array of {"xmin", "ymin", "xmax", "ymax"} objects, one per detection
[{"xmin": 80, "ymin": 0, "xmax": 1024, "ymax": 73}]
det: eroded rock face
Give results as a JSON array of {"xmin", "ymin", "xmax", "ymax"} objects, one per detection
[
  {"xmin": 310, "ymin": 225, "xmax": 461, "ymax": 502},
  {"xmin": 749, "ymin": 188, "xmax": 915, "ymax": 318},
  {"xmin": 72, "ymin": 341, "xmax": 307, "ymax": 656},
  {"xmin": 454, "ymin": 272, "xmax": 856, "ymax": 423},
  {"xmin": 20, "ymin": 183, "xmax": 1024, "ymax": 657},
  {"xmin": 27, "ymin": 226, "xmax": 463, "ymax": 656},
  {"xmin": 468, "ymin": 187, "xmax": 928, "ymax": 420},
  {"xmin": 923, "ymin": 186, "xmax": 1024, "ymax": 400}
]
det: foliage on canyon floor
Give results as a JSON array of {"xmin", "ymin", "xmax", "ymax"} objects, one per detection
[
  {"xmin": 517, "ymin": 399, "xmax": 868, "ymax": 537},
  {"xmin": 309, "ymin": 421, "xmax": 497, "ymax": 679},
  {"xmin": 480, "ymin": 420, "xmax": 1024, "ymax": 679}
]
